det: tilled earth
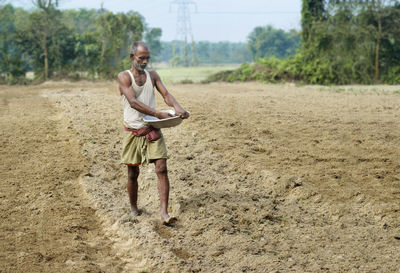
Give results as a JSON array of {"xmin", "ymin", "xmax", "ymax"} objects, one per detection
[
  {"xmin": 1, "ymin": 81, "xmax": 400, "ymax": 272},
  {"xmin": 0, "ymin": 85, "xmax": 124, "ymax": 272}
]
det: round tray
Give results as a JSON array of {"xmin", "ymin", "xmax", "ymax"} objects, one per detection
[{"xmin": 143, "ymin": 110, "xmax": 183, "ymax": 128}]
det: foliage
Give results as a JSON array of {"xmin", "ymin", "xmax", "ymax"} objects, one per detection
[
  {"xmin": 0, "ymin": 4, "xmax": 157, "ymax": 83},
  {"xmin": 96, "ymin": 10, "xmax": 144, "ymax": 78},
  {"xmin": 63, "ymin": 8, "xmax": 99, "ymax": 34},
  {"xmin": 144, "ymin": 27, "xmax": 162, "ymax": 62},
  {"xmin": 158, "ymin": 40, "xmax": 252, "ymax": 65},
  {"xmin": 301, "ymin": 0, "xmax": 324, "ymax": 43},
  {"xmin": 247, "ymin": 25, "xmax": 300, "ymax": 60},
  {"xmin": 0, "ymin": 4, "xmax": 28, "ymax": 83},
  {"xmin": 15, "ymin": 5, "xmax": 75, "ymax": 80},
  {"xmin": 208, "ymin": 0, "xmax": 400, "ymax": 85},
  {"xmin": 205, "ymin": 57, "xmax": 302, "ymax": 83},
  {"xmin": 382, "ymin": 66, "xmax": 400, "ymax": 84},
  {"xmin": 2, "ymin": 1, "xmax": 400, "ymax": 85},
  {"xmin": 300, "ymin": 0, "xmax": 400, "ymax": 84},
  {"xmin": 72, "ymin": 31, "xmax": 102, "ymax": 76},
  {"xmin": 157, "ymin": 66, "xmax": 240, "ymax": 84}
]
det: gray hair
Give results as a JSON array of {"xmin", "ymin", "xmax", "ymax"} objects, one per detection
[{"xmin": 130, "ymin": 41, "xmax": 148, "ymax": 55}]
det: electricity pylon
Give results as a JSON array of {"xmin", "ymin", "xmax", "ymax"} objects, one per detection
[
  {"xmin": 170, "ymin": 0, "xmax": 198, "ymax": 66},
  {"xmin": 170, "ymin": 0, "xmax": 197, "ymax": 41}
]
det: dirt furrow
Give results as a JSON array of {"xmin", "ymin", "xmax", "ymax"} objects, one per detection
[
  {"xmin": 0, "ymin": 87, "xmax": 124, "ymax": 272},
  {"xmin": 42, "ymin": 81, "xmax": 400, "ymax": 272}
]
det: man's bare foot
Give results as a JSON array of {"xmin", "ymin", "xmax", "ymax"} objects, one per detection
[
  {"xmin": 162, "ymin": 214, "xmax": 177, "ymax": 225},
  {"xmin": 131, "ymin": 207, "xmax": 141, "ymax": 218}
]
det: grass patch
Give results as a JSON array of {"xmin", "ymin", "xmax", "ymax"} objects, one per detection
[{"xmin": 155, "ymin": 65, "xmax": 240, "ymax": 84}]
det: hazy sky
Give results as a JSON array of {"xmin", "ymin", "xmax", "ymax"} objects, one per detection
[{"xmin": 8, "ymin": 0, "xmax": 301, "ymax": 42}]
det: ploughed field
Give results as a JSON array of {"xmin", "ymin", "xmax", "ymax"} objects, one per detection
[{"xmin": 1, "ymin": 81, "xmax": 399, "ymax": 272}]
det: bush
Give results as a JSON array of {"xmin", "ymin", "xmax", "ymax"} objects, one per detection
[
  {"xmin": 204, "ymin": 57, "xmax": 302, "ymax": 84},
  {"xmin": 382, "ymin": 66, "xmax": 400, "ymax": 84}
]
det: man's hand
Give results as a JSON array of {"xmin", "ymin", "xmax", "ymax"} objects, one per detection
[
  {"xmin": 156, "ymin": 111, "xmax": 174, "ymax": 119},
  {"xmin": 175, "ymin": 109, "xmax": 190, "ymax": 119}
]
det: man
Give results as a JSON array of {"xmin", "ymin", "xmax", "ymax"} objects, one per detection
[{"xmin": 118, "ymin": 41, "xmax": 189, "ymax": 224}]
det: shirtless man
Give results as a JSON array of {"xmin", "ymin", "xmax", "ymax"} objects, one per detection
[{"xmin": 118, "ymin": 41, "xmax": 189, "ymax": 224}]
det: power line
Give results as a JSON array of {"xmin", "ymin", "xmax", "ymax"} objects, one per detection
[{"xmin": 195, "ymin": 11, "xmax": 299, "ymax": 15}]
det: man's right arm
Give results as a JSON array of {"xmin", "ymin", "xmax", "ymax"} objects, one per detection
[{"xmin": 118, "ymin": 71, "xmax": 170, "ymax": 119}]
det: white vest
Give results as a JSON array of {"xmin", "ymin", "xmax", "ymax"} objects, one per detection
[{"xmin": 122, "ymin": 69, "xmax": 155, "ymax": 129}]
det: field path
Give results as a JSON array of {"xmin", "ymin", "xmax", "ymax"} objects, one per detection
[{"xmin": 0, "ymin": 87, "xmax": 124, "ymax": 272}]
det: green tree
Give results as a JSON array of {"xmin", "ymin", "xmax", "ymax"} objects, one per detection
[
  {"xmin": 96, "ymin": 10, "xmax": 143, "ymax": 77},
  {"xmin": 357, "ymin": 0, "xmax": 400, "ymax": 80},
  {"xmin": 169, "ymin": 43, "xmax": 180, "ymax": 67},
  {"xmin": 300, "ymin": 0, "xmax": 400, "ymax": 83},
  {"xmin": 0, "ymin": 4, "xmax": 27, "ymax": 82},
  {"xmin": 379, "ymin": 2, "xmax": 400, "ymax": 82},
  {"xmin": 62, "ymin": 8, "xmax": 102, "ymax": 75},
  {"xmin": 144, "ymin": 27, "xmax": 162, "ymax": 62},
  {"xmin": 72, "ymin": 31, "xmax": 102, "ymax": 75},
  {"xmin": 33, "ymin": 0, "xmax": 59, "ymax": 80},
  {"xmin": 158, "ymin": 40, "xmax": 252, "ymax": 64},
  {"xmin": 301, "ymin": 0, "xmax": 325, "ymax": 44},
  {"xmin": 247, "ymin": 25, "xmax": 301, "ymax": 60},
  {"xmin": 191, "ymin": 35, "xmax": 199, "ymax": 66},
  {"xmin": 15, "ymin": 3, "xmax": 74, "ymax": 80},
  {"xmin": 63, "ymin": 8, "xmax": 99, "ymax": 34},
  {"xmin": 183, "ymin": 37, "xmax": 189, "ymax": 67},
  {"xmin": 208, "ymin": 0, "xmax": 400, "ymax": 84}
]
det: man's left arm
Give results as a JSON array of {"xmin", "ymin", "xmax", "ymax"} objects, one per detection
[{"xmin": 150, "ymin": 70, "xmax": 190, "ymax": 119}]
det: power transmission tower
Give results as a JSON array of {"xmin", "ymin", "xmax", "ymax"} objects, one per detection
[
  {"xmin": 170, "ymin": 0, "xmax": 197, "ymax": 41},
  {"xmin": 170, "ymin": 0, "xmax": 198, "ymax": 67}
]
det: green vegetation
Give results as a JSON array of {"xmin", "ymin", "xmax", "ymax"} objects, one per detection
[
  {"xmin": 247, "ymin": 25, "xmax": 300, "ymax": 60},
  {"xmin": 2, "ymin": 0, "xmax": 399, "ymax": 85},
  {"xmin": 208, "ymin": 0, "xmax": 400, "ymax": 85},
  {"xmin": 157, "ymin": 33, "xmax": 300, "ymax": 66},
  {"xmin": 205, "ymin": 57, "xmax": 302, "ymax": 83},
  {"xmin": 156, "ymin": 66, "xmax": 239, "ymax": 84},
  {"xmin": 0, "ymin": 1, "xmax": 160, "ymax": 83},
  {"xmin": 0, "ymin": 4, "xmax": 27, "ymax": 84},
  {"xmin": 158, "ymin": 41, "xmax": 253, "ymax": 65},
  {"xmin": 0, "ymin": 2, "xmax": 294, "ymax": 84}
]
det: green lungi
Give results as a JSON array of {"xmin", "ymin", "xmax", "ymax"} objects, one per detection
[{"xmin": 121, "ymin": 130, "xmax": 168, "ymax": 166}]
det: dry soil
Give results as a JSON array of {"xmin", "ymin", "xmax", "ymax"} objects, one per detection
[{"xmin": 1, "ymin": 81, "xmax": 400, "ymax": 272}]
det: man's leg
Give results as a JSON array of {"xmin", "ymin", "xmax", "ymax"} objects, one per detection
[
  {"xmin": 154, "ymin": 158, "xmax": 174, "ymax": 223},
  {"xmin": 127, "ymin": 165, "xmax": 140, "ymax": 216}
]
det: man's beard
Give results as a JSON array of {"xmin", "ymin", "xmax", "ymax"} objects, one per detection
[{"xmin": 134, "ymin": 59, "xmax": 147, "ymax": 71}]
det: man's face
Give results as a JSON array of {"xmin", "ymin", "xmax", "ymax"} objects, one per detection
[{"xmin": 131, "ymin": 46, "xmax": 150, "ymax": 71}]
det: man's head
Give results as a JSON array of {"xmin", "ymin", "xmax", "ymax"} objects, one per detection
[{"xmin": 130, "ymin": 41, "xmax": 150, "ymax": 71}]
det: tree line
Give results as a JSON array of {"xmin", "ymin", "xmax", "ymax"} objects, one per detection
[
  {"xmin": 155, "ymin": 27, "xmax": 300, "ymax": 66},
  {"xmin": 10, "ymin": 1, "xmax": 394, "ymax": 85},
  {"xmin": 0, "ymin": 1, "xmax": 158, "ymax": 83},
  {"xmin": 0, "ymin": 1, "xmax": 302, "ymax": 84},
  {"xmin": 157, "ymin": 41, "xmax": 252, "ymax": 66},
  {"xmin": 210, "ymin": 0, "xmax": 400, "ymax": 84}
]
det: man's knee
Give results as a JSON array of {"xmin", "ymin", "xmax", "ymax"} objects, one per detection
[
  {"xmin": 128, "ymin": 166, "xmax": 140, "ymax": 181},
  {"xmin": 155, "ymin": 159, "xmax": 168, "ymax": 175}
]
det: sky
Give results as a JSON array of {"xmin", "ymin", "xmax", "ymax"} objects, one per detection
[{"xmin": 8, "ymin": 0, "xmax": 302, "ymax": 42}]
